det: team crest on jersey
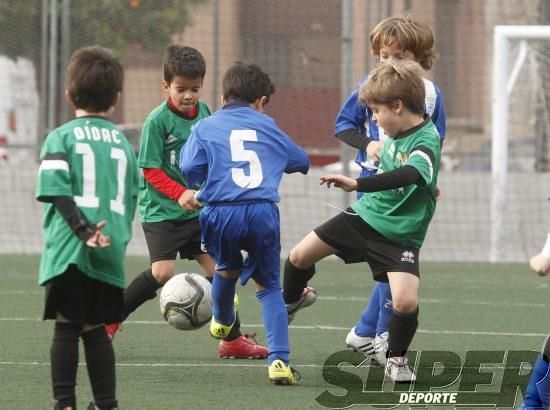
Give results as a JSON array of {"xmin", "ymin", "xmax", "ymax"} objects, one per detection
[
  {"xmin": 401, "ymin": 250, "xmax": 415, "ymax": 263},
  {"xmin": 395, "ymin": 151, "xmax": 409, "ymax": 166}
]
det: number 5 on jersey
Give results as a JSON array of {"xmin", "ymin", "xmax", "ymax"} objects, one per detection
[{"xmin": 230, "ymin": 130, "xmax": 263, "ymax": 189}]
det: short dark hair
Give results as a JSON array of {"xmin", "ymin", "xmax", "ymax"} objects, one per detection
[
  {"xmin": 163, "ymin": 45, "xmax": 206, "ymax": 83},
  {"xmin": 222, "ymin": 62, "xmax": 275, "ymax": 104},
  {"xmin": 66, "ymin": 45, "xmax": 123, "ymax": 112}
]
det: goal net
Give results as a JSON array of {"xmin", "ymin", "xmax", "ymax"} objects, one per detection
[{"xmin": 491, "ymin": 25, "xmax": 550, "ymax": 261}]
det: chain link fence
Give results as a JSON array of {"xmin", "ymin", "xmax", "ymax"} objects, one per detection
[{"xmin": 0, "ymin": 0, "xmax": 548, "ymax": 260}]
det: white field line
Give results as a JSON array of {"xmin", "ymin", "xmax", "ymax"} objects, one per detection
[
  {"xmin": 0, "ymin": 361, "xmax": 321, "ymax": 368},
  {"xmin": 0, "ymin": 317, "xmax": 546, "ymax": 337},
  {"xmin": 0, "ymin": 289, "xmax": 546, "ymax": 308}
]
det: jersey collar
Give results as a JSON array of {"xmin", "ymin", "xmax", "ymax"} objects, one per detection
[{"xmin": 394, "ymin": 115, "xmax": 431, "ymax": 140}]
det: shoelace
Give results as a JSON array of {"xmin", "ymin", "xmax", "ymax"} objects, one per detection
[{"xmin": 244, "ymin": 333, "xmax": 259, "ymax": 344}]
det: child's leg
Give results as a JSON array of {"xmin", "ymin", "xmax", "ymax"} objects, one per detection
[
  {"xmin": 354, "ymin": 283, "xmax": 381, "ymax": 337},
  {"xmin": 81, "ymin": 323, "xmax": 117, "ymax": 409},
  {"xmin": 375, "ymin": 282, "xmax": 392, "ymax": 335},
  {"xmin": 211, "ymin": 270, "xmax": 239, "ymax": 326},
  {"xmin": 196, "ymin": 253, "xmax": 243, "ymax": 341},
  {"xmin": 51, "ymin": 318, "xmax": 81, "ymax": 409},
  {"xmin": 283, "ymin": 231, "xmax": 336, "ymax": 303},
  {"xmin": 256, "ymin": 285, "xmax": 289, "ymax": 365},
  {"xmin": 386, "ymin": 272, "xmax": 419, "ymax": 357},
  {"xmin": 122, "ymin": 260, "xmax": 171, "ymax": 318}
]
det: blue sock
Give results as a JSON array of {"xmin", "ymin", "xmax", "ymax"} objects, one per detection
[
  {"xmin": 355, "ymin": 283, "xmax": 380, "ymax": 337},
  {"xmin": 211, "ymin": 272, "xmax": 237, "ymax": 326},
  {"xmin": 257, "ymin": 287, "xmax": 289, "ymax": 365},
  {"xmin": 376, "ymin": 282, "xmax": 392, "ymax": 335},
  {"xmin": 519, "ymin": 355, "xmax": 550, "ymax": 409}
]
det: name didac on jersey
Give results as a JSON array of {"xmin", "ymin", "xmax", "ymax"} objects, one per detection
[{"xmin": 72, "ymin": 124, "xmax": 125, "ymax": 145}]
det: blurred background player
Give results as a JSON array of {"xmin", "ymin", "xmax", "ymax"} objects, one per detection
[
  {"xmin": 36, "ymin": 45, "xmax": 139, "ymax": 410},
  {"xmin": 283, "ymin": 61, "xmax": 441, "ymax": 383},
  {"xmin": 106, "ymin": 45, "xmax": 267, "ymax": 359},
  {"xmin": 334, "ymin": 13, "xmax": 446, "ymax": 376},
  {"xmin": 519, "ymin": 229, "xmax": 550, "ymax": 408},
  {"xmin": 180, "ymin": 62, "xmax": 310, "ymax": 385}
]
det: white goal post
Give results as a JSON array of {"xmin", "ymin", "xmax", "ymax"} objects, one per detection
[{"xmin": 491, "ymin": 25, "xmax": 550, "ymax": 262}]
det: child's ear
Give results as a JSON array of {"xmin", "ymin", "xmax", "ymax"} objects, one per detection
[
  {"xmin": 162, "ymin": 80, "xmax": 170, "ymax": 92},
  {"xmin": 112, "ymin": 91, "xmax": 121, "ymax": 108},
  {"xmin": 220, "ymin": 94, "xmax": 226, "ymax": 107},
  {"xmin": 393, "ymin": 100, "xmax": 403, "ymax": 114},
  {"xmin": 65, "ymin": 90, "xmax": 75, "ymax": 107}
]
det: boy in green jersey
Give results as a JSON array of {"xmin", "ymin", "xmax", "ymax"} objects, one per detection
[
  {"xmin": 106, "ymin": 45, "xmax": 267, "ymax": 359},
  {"xmin": 36, "ymin": 45, "xmax": 139, "ymax": 410},
  {"xmin": 282, "ymin": 61, "xmax": 441, "ymax": 383}
]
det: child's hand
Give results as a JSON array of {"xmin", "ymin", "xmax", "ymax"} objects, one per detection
[
  {"xmin": 178, "ymin": 190, "xmax": 201, "ymax": 211},
  {"xmin": 320, "ymin": 175, "xmax": 358, "ymax": 192},
  {"xmin": 86, "ymin": 220, "xmax": 111, "ymax": 248},
  {"xmin": 366, "ymin": 140, "xmax": 383, "ymax": 161},
  {"xmin": 529, "ymin": 253, "xmax": 550, "ymax": 276}
]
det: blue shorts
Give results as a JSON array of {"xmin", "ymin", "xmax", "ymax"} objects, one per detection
[{"xmin": 200, "ymin": 202, "xmax": 281, "ymax": 288}]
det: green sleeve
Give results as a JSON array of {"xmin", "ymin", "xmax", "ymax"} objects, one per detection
[
  {"xmin": 36, "ymin": 132, "xmax": 73, "ymax": 201},
  {"xmin": 405, "ymin": 140, "xmax": 440, "ymax": 188},
  {"xmin": 138, "ymin": 118, "xmax": 165, "ymax": 168}
]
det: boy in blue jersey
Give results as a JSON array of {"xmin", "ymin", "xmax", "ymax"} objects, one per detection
[
  {"xmin": 334, "ymin": 13, "xmax": 447, "ymax": 376},
  {"xmin": 180, "ymin": 62, "xmax": 310, "ymax": 385},
  {"xmin": 283, "ymin": 61, "xmax": 441, "ymax": 383},
  {"xmin": 519, "ymin": 231, "xmax": 550, "ymax": 408}
]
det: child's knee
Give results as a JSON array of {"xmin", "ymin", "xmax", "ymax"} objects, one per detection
[
  {"xmin": 392, "ymin": 297, "xmax": 417, "ymax": 313},
  {"xmin": 151, "ymin": 261, "xmax": 175, "ymax": 284},
  {"xmin": 289, "ymin": 247, "xmax": 312, "ymax": 270}
]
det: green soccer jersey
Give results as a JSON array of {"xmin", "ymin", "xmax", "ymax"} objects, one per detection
[
  {"xmin": 138, "ymin": 100, "xmax": 210, "ymax": 222},
  {"xmin": 351, "ymin": 118, "xmax": 441, "ymax": 248},
  {"xmin": 36, "ymin": 116, "xmax": 139, "ymax": 288}
]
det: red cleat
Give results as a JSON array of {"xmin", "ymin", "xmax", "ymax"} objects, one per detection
[
  {"xmin": 218, "ymin": 333, "xmax": 269, "ymax": 359},
  {"xmin": 105, "ymin": 322, "xmax": 121, "ymax": 342}
]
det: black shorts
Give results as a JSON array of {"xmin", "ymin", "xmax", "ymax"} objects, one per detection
[
  {"xmin": 43, "ymin": 265, "xmax": 124, "ymax": 325},
  {"xmin": 314, "ymin": 209, "xmax": 420, "ymax": 282},
  {"xmin": 142, "ymin": 217, "xmax": 204, "ymax": 263}
]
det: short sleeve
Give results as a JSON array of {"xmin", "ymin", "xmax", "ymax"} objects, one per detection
[
  {"xmin": 36, "ymin": 132, "xmax": 73, "ymax": 202},
  {"xmin": 405, "ymin": 146, "xmax": 436, "ymax": 188},
  {"xmin": 138, "ymin": 118, "xmax": 165, "ymax": 168}
]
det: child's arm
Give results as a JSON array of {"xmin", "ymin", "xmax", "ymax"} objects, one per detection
[
  {"xmin": 142, "ymin": 168, "xmax": 200, "ymax": 212},
  {"xmin": 334, "ymin": 90, "xmax": 370, "ymax": 148},
  {"xmin": 283, "ymin": 137, "xmax": 310, "ymax": 175},
  {"xmin": 321, "ymin": 165, "xmax": 421, "ymax": 193},
  {"xmin": 431, "ymin": 85, "xmax": 447, "ymax": 141},
  {"xmin": 51, "ymin": 196, "xmax": 110, "ymax": 248},
  {"xmin": 529, "ymin": 232, "xmax": 550, "ymax": 276}
]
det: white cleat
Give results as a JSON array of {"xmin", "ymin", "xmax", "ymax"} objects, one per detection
[
  {"xmin": 345, "ymin": 327, "xmax": 376, "ymax": 356},
  {"xmin": 286, "ymin": 287, "xmax": 318, "ymax": 324},
  {"xmin": 373, "ymin": 332, "xmax": 389, "ymax": 366},
  {"xmin": 385, "ymin": 356, "xmax": 416, "ymax": 383}
]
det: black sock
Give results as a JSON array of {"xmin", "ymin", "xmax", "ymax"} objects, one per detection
[
  {"xmin": 51, "ymin": 322, "xmax": 81, "ymax": 409},
  {"xmin": 123, "ymin": 269, "xmax": 162, "ymax": 319},
  {"xmin": 282, "ymin": 257, "xmax": 316, "ymax": 304},
  {"xmin": 82, "ymin": 327, "xmax": 118, "ymax": 409},
  {"xmin": 387, "ymin": 307, "xmax": 419, "ymax": 358}
]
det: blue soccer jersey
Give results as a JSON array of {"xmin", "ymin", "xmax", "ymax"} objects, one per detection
[
  {"xmin": 180, "ymin": 102, "xmax": 309, "ymax": 203},
  {"xmin": 335, "ymin": 76, "xmax": 446, "ymax": 177}
]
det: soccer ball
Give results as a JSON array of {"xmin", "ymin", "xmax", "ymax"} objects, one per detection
[{"xmin": 159, "ymin": 273, "xmax": 213, "ymax": 330}]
